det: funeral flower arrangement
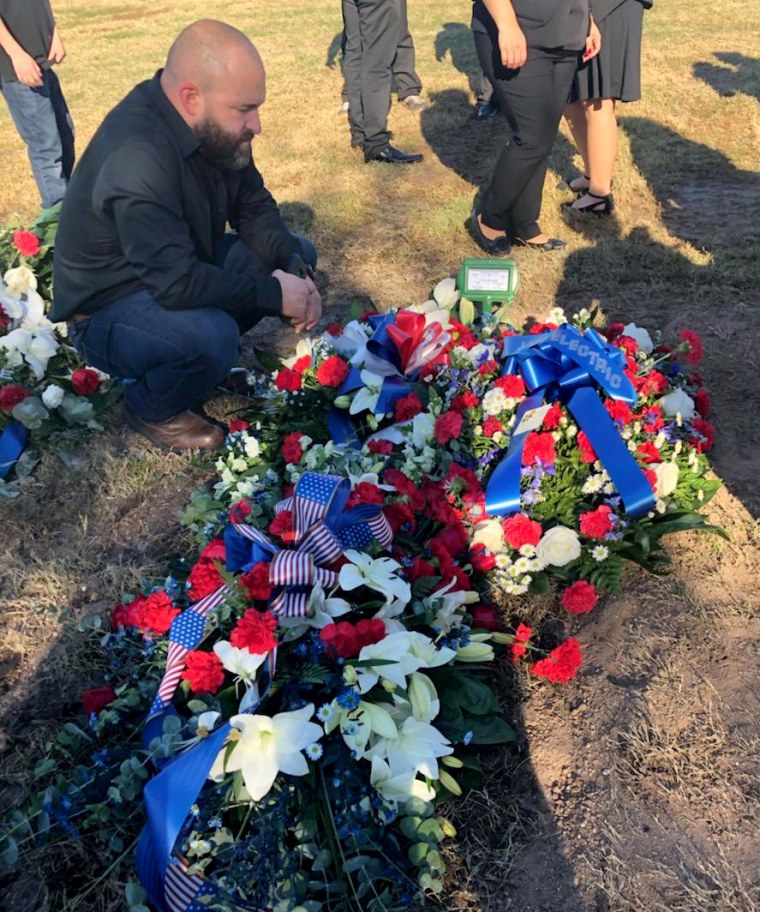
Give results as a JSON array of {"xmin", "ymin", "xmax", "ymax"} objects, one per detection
[
  {"xmin": 1, "ymin": 280, "xmax": 722, "ymax": 912},
  {"xmin": 0, "ymin": 211, "xmax": 120, "ymax": 488}
]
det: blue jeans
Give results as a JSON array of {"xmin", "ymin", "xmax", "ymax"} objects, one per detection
[
  {"xmin": 1, "ymin": 69, "xmax": 75, "ymax": 210},
  {"xmin": 69, "ymin": 234, "xmax": 317, "ymax": 423}
]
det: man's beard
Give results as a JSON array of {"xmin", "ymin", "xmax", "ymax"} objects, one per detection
[{"xmin": 194, "ymin": 117, "xmax": 253, "ymax": 170}]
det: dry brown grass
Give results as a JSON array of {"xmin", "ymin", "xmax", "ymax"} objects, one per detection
[{"xmin": 2, "ymin": 0, "xmax": 760, "ymax": 909}]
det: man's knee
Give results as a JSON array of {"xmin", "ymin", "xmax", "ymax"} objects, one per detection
[{"xmin": 181, "ymin": 310, "xmax": 240, "ymax": 377}]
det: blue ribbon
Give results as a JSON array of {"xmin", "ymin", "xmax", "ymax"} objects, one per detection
[
  {"xmin": 0, "ymin": 420, "xmax": 29, "ymax": 479},
  {"xmin": 485, "ymin": 325, "xmax": 655, "ymax": 519}
]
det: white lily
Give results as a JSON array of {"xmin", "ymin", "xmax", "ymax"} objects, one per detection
[
  {"xmin": 370, "ymin": 756, "xmax": 435, "ymax": 803},
  {"xmin": 209, "ymin": 704, "xmax": 322, "ymax": 801},
  {"xmin": 0, "ymin": 326, "xmax": 59, "ymax": 379},
  {"xmin": 329, "ymin": 320, "xmax": 371, "ymax": 364},
  {"xmin": 406, "ymin": 631, "xmax": 457, "ymax": 669},
  {"xmin": 422, "ymin": 581, "xmax": 479, "ymax": 635},
  {"xmin": 196, "ymin": 711, "xmax": 221, "ymax": 736},
  {"xmin": 370, "ymin": 716, "xmax": 453, "ymax": 779},
  {"xmin": 339, "ymin": 550, "xmax": 411, "ymax": 607},
  {"xmin": 282, "ymin": 337, "xmax": 314, "ymax": 370},
  {"xmin": 3, "ymin": 265, "xmax": 37, "ymax": 299},
  {"xmin": 213, "ymin": 641, "xmax": 268, "ymax": 711},
  {"xmin": 349, "ymin": 370, "xmax": 385, "ymax": 415},
  {"xmin": 353, "ymin": 631, "xmax": 425, "ymax": 693},
  {"xmin": 407, "ymin": 672, "xmax": 440, "ymax": 723},
  {"xmin": 455, "ymin": 632, "xmax": 495, "ymax": 663},
  {"xmin": 278, "ymin": 582, "xmax": 351, "ymax": 635},
  {"xmin": 621, "ymin": 322, "xmax": 654, "ymax": 354}
]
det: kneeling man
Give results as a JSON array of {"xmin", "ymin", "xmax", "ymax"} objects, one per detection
[{"xmin": 51, "ymin": 20, "xmax": 321, "ymax": 450}]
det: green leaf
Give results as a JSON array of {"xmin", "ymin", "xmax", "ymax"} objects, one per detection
[
  {"xmin": 253, "ymin": 347, "xmax": 284, "ymax": 372},
  {"xmin": 33, "ymin": 758, "xmax": 56, "ymax": 778},
  {"xmin": 408, "ymin": 842, "xmax": 429, "ymax": 866},
  {"xmin": 400, "ymin": 816, "xmax": 422, "ymax": 840}
]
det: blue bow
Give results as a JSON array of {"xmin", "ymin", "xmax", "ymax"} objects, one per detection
[
  {"xmin": 485, "ymin": 325, "xmax": 655, "ymax": 519},
  {"xmin": 0, "ymin": 420, "xmax": 29, "ymax": 479}
]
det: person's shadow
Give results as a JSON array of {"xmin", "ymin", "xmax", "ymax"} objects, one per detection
[
  {"xmin": 693, "ymin": 52, "xmax": 760, "ymax": 102},
  {"xmin": 325, "ymin": 30, "xmax": 344, "ymax": 70},
  {"xmin": 556, "ymin": 117, "xmax": 760, "ymax": 516},
  {"xmin": 434, "ymin": 21, "xmax": 483, "ymax": 100}
]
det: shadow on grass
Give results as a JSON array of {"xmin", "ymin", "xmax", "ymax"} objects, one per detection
[
  {"xmin": 434, "ymin": 21, "xmax": 483, "ymax": 100},
  {"xmin": 693, "ymin": 52, "xmax": 760, "ymax": 103}
]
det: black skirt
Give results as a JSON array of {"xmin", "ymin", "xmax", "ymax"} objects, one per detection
[{"xmin": 570, "ymin": 0, "xmax": 644, "ymax": 102}]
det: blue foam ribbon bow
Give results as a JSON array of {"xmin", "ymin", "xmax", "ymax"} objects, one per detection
[
  {"xmin": 0, "ymin": 420, "xmax": 29, "ymax": 479},
  {"xmin": 485, "ymin": 325, "xmax": 655, "ymax": 519}
]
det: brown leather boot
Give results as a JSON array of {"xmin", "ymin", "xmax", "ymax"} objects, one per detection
[{"xmin": 123, "ymin": 404, "xmax": 225, "ymax": 451}]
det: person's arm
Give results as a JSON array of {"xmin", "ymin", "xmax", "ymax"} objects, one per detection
[
  {"xmin": 481, "ymin": 0, "xmax": 527, "ymax": 69},
  {"xmin": 48, "ymin": 24, "xmax": 66, "ymax": 64},
  {"xmin": 0, "ymin": 15, "xmax": 43, "ymax": 86},
  {"xmin": 231, "ymin": 164, "xmax": 299, "ymax": 270},
  {"xmin": 97, "ymin": 141, "xmax": 286, "ymax": 321}
]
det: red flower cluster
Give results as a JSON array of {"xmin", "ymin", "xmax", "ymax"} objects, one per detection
[
  {"xmin": 510, "ymin": 623, "xmax": 533, "ymax": 662},
  {"xmin": 679, "ymin": 329, "xmax": 703, "ymax": 365},
  {"xmin": 560, "ymin": 580, "xmax": 599, "ymax": 614},
  {"xmin": 229, "ymin": 418, "xmax": 250, "ymax": 433},
  {"xmin": 347, "ymin": 481, "xmax": 385, "ymax": 508},
  {"xmin": 451, "ymin": 391, "xmax": 479, "ymax": 411},
  {"xmin": 269, "ymin": 509, "xmax": 295, "ymax": 542},
  {"xmin": 530, "ymin": 637, "xmax": 583, "ymax": 683},
  {"xmin": 605, "ymin": 400, "xmax": 633, "ymax": 425},
  {"xmin": 281, "ymin": 431, "xmax": 304, "ymax": 465},
  {"xmin": 112, "ymin": 591, "xmax": 180, "ymax": 635},
  {"xmin": 320, "ymin": 618, "xmax": 386, "ymax": 658},
  {"xmin": 71, "ymin": 368, "xmax": 101, "ymax": 396},
  {"xmin": 471, "ymin": 604, "xmax": 501, "ymax": 631},
  {"xmin": 503, "ymin": 514, "xmax": 542, "ymax": 549},
  {"xmin": 0, "ymin": 385, "xmax": 31, "ymax": 411},
  {"xmin": 275, "ymin": 368, "xmax": 302, "ymax": 392},
  {"xmin": 187, "ymin": 539, "xmax": 227, "ymax": 601},
  {"xmin": 693, "ymin": 388, "xmax": 710, "ymax": 418},
  {"xmin": 368, "ymin": 439, "xmax": 394, "ymax": 455},
  {"xmin": 434, "ymin": 411, "xmax": 463, "ymax": 444},
  {"xmin": 230, "ymin": 609, "xmax": 278, "ymax": 653},
  {"xmin": 494, "ymin": 374, "xmax": 525, "ymax": 398},
  {"xmin": 12, "ymin": 229, "xmax": 40, "ymax": 257},
  {"xmin": 82, "ymin": 686, "xmax": 117, "ymax": 716},
  {"xmin": 316, "ymin": 355, "xmax": 349, "ymax": 388},
  {"xmin": 691, "ymin": 417, "xmax": 715, "ymax": 452},
  {"xmin": 522, "ymin": 431, "xmax": 556, "ymax": 467},
  {"xmin": 577, "ymin": 431, "xmax": 597, "ymax": 464},
  {"xmin": 579, "ymin": 505, "xmax": 614, "ymax": 539},
  {"xmin": 239, "ymin": 561, "xmax": 273, "ymax": 602},
  {"xmin": 636, "ymin": 440, "xmax": 661, "ymax": 464},
  {"xmin": 469, "ymin": 543, "xmax": 496, "ymax": 572},
  {"xmin": 394, "ymin": 392, "xmax": 423, "ymax": 422},
  {"xmin": 542, "ymin": 403, "xmax": 563, "ymax": 430},
  {"xmin": 182, "ymin": 650, "xmax": 225, "ymax": 695},
  {"xmin": 483, "ymin": 416, "xmax": 503, "ymax": 438}
]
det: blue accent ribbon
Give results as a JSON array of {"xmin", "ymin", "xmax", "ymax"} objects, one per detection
[
  {"xmin": 0, "ymin": 420, "xmax": 29, "ymax": 479},
  {"xmin": 485, "ymin": 325, "xmax": 655, "ymax": 519}
]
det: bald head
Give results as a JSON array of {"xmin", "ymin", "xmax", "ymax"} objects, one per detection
[{"xmin": 164, "ymin": 20, "xmax": 264, "ymax": 92}]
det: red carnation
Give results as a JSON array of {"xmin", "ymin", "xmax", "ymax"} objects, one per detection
[
  {"xmin": 690, "ymin": 417, "xmax": 715, "ymax": 452},
  {"xmin": 679, "ymin": 329, "xmax": 703, "ymax": 365},
  {"xmin": 636, "ymin": 370, "xmax": 668, "ymax": 397},
  {"xmin": 605, "ymin": 322, "xmax": 625, "ymax": 340},
  {"xmin": 494, "ymin": 374, "xmax": 526, "ymax": 398},
  {"xmin": 316, "ymin": 355, "xmax": 349, "ymax": 388},
  {"xmin": 239, "ymin": 562, "xmax": 273, "ymax": 602},
  {"xmin": 478, "ymin": 359, "xmax": 499, "ymax": 375},
  {"xmin": 483, "ymin": 416, "xmax": 503, "ymax": 438},
  {"xmin": 140, "ymin": 591, "xmax": 180, "ymax": 634},
  {"xmin": 394, "ymin": 392, "xmax": 423, "ymax": 422},
  {"xmin": 347, "ymin": 481, "xmax": 385, "ymax": 508},
  {"xmin": 82, "ymin": 686, "xmax": 117, "ymax": 716},
  {"xmin": 269, "ymin": 509, "xmax": 295, "ymax": 542},
  {"xmin": 229, "ymin": 418, "xmax": 249, "ymax": 433},
  {"xmin": 643, "ymin": 468, "xmax": 658, "ymax": 491},
  {"xmin": 12, "ymin": 229, "xmax": 40, "ymax": 258},
  {"xmin": 579, "ymin": 505, "xmax": 614, "ymax": 539},
  {"xmin": 636, "ymin": 441, "xmax": 662, "ymax": 465},
  {"xmin": 112, "ymin": 597, "xmax": 146, "ymax": 629},
  {"xmin": 522, "ymin": 431, "xmax": 556, "ymax": 467},
  {"xmin": 182, "ymin": 650, "xmax": 226, "ymax": 695},
  {"xmin": 200, "ymin": 539, "xmax": 226, "ymax": 562},
  {"xmin": 561, "ymin": 580, "xmax": 599, "ymax": 614},
  {"xmin": 320, "ymin": 622, "xmax": 361, "ymax": 658},
  {"xmin": 325, "ymin": 323, "xmax": 344, "ymax": 336},
  {"xmin": 639, "ymin": 405, "xmax": 664, "ymax": 432},
  {"xmin": 383, "ymin": 501, "xmax": 416, "ymax": 534},
  {"xmin": 434, "ymin": 410, "xmax": 463, "ymax": 444},
  {"xmin": 368, "ymin": 439, "xmax": 393, "ymax": 455},
  {"xmin": 451, "ymin": 391, "xmax": 479, "ymax": 411},
  {"xmin": 187, "ymin": 559, "xmax": 224, "ymax": 602},
  {"xmin": 0, "ymin": 385, "xmax": 31, "ymax": 411},
  {"xmin": 406, "ymin": 555, "xmax": 436, "ymax": 581},
  {"xmin": 230, "ymin": 609, "xmax": 278, "ymax": 653},
  {"xmin": 503, "ymin": 514, "xmax": 542, "ymax": 550},
  {"xmin": 542, "ymin": 403, "xmax": 563, "ymax": 430},
  {"xmin": 616, "ymin": 335, "xmax": 638, "ymax": 357},
  {"xmin": 530, "ymin": 637, "xmax": 583, "ymax": 683},
  {"xmin": 510, "ymin": 622, "xmax": 533, "ymax": 662},
  {"xmin": 275, "ymin": 368, "xmax": 302, "ymax": 392},
  {"xmin": 577, "ymin": 431, "xmax": 597, "ymax": 464},
  {"xmin": 605, "ymin": 399, "xmax": 633, "ymax": 425},
  {"xmin": 70, "ymin": 367, "xmax": 101, "ymax": 397},
  {"xmin": 281, "ymin": 431, "xmax": 304, "ymax": 465},
  {"xmin": 469, "ymin": 544, "xmax": 496, "ymax": 573},
  {"xmin": 355, "ymin": 618, "xmax": 386, "ymax": 649},
  {"xmin": 693, "ymin": 388, "xmax": 710, "ymax": 418},
  {"xmin": 229, "ymin": 500, "xmax": 252, "ymax": 523},
  {"xmin": 429, "ymin": 523, "xmax": 469, "ymax": 556},
  {"xmin": 471, "ymin": 604, "xmax": 501, "ymax": 631},
  {"xmin": 446, "ymin": 462, "xmax": 481, "ymax": 493},
  {"xmin": 292, "ymin": 355, "xmax": 311, "ymax": 375}
]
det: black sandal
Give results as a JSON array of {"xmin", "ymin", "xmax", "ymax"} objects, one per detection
[
  {"xmin": 562, "ymin": 191, "xmax": 615, "ymax": 216},
  {"xmin": 561, "ymin": 173, "xmax": 590, "ymax": 192}
]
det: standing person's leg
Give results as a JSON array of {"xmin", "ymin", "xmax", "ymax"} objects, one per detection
[
  {"xmin": 392, "ymin": 0, "xmax": 424, "ymax": 106},
  {"xmin": 46, "ymin": 69, "xmax": 75, "ymax": 183},
  {"xmin": 342, "ymin": 0, "xmax": 363, "ymax": 130},
  {"xmin": 1, "ymin": 71, "xmax": 70, "ymax": 209},
  {"xmin": 354, "ymin": 0, "xmax": 398, "ymax": 157},
  {"xmin": 567, "ymin": 98, "xmax": 617, "ymax": 208},
  {"xmin": 564, "ymin": 99, "xmax": 590, "ymax": 174}
]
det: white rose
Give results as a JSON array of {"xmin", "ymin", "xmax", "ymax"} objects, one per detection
[
  {"xmin": 621, "ymin": 323, "xmax": 654, "ymax": 354},
  {"xmin": 657, "ymin": 389, "xmax": 695, "ymax": 421},
  {"xmin": 41, "ymin": 384, "xmax": 65, "ymax": 409},
  {"xmin": 536, "ymin": 526, "xmax": 581, "ymax": 567},
  {"xmin": 471, "ymin": 519, "xmax": 505, "ymax": 554},
  {"xmin": 3, "ymin": 266, "xmax": 38, "ymax": 299},
  {"xmin": 653, "ymin": 461, "xmax": 679, "ymax": 498}
]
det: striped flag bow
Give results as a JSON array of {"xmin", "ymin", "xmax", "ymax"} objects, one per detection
[{"xmin": 137, "ymin": 472, "xmax": 392, "ymax": 911}]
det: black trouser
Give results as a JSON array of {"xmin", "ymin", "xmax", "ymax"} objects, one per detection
[
  {"xmin": 475, "ymin": 28, "xmax": 579, "ymax": 240},
  {"xmin": 343, "ymin": 0, "xmax": 399, "ymax": 154}
]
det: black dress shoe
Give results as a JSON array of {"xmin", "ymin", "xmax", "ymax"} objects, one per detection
[
  {"xmin": 474, "ymin": 102, "xmax": 499, "ymax": 120},
  {"xmin": 515, "ymin": 236, "xmax": 567, "ymax": 252},
  {"xmin": 364, "ymin": 144, "xmax": 423, "ymax": 164},
  {"xmin": 468, "ymin": 206, "xmax": 512, "ymax": 255}
]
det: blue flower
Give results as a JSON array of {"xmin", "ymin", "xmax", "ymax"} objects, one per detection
[{"xmin": 336, "ymin": 687, "xmax": 360, "ymax": 710}]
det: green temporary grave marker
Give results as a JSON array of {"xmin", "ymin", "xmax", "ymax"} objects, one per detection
[{"xmin": 456, "ymin": 258, "xmax": 519, "ymax": 320}]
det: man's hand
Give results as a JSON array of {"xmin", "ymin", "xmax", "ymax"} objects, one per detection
[
  {"xmin": 582, "ymin": 19, "xmax": 602, "ymax": 62},
  {"xmin": 273, "ymin": 269, "xmax": 322, "ymax": 333},
  {"xmin": 11, "ymin": 49, "xmax": 43, "ymax": 86},
  {"xmin": 48, "ymin": 27, "xmax": 66, "ymax": 65},
  {"xmin": 497, "ymin": 20, "xmax": 527, "ymax": 70}
]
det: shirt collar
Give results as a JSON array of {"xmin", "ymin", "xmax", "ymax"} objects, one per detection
[{"xmin": 146, "ymin": 70, "xmax": 200, "ymax": 157}]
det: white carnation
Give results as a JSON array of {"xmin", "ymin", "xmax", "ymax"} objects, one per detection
[{"xmin": 41, "ymin": 384, "xmax": 65, "ymax": 409}]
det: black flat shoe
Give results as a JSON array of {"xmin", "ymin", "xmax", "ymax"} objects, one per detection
[
  {"xmin": 562, "ymin": 191, "xmax": 615, "ymax": 216},
  {"xmin": 364, "ymin": 144, "xmax": 423, "ymax": 164},
  {"xmin": 468, "ymin": 207, "xmax": 512, "ymax": 255},
  {"xmin": 474, "ymin": 102, "xmax": 499, "ymax": 121},
  {"xmin": 515, "ymin": 236, "xmax": 567, "ymax": 252}
]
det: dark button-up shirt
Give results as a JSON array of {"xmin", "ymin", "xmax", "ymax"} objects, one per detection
[
  {"xmin": 51, "ymin": 72, "xmax": 297, "ymax": 323},
  {"xmin": 473, "ymin": 0, "xmax": 589, "ymax": 51}
]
